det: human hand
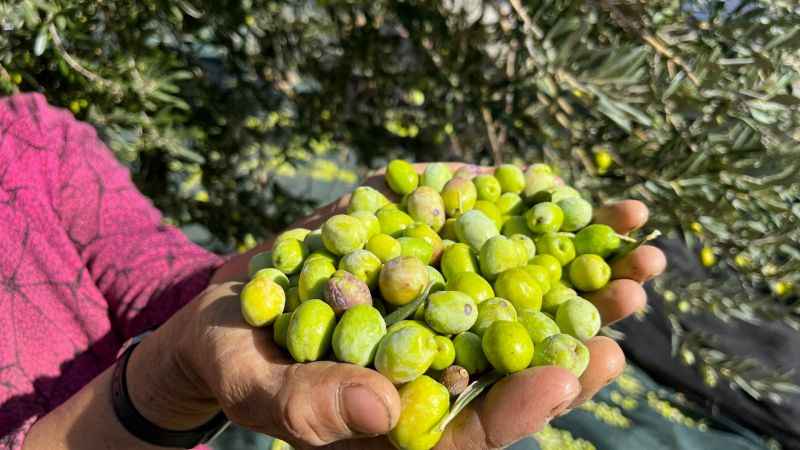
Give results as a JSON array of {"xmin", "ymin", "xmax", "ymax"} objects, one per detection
[{"xmin": 186, "ymin": 162, "xmax": 666, "ymax": 449}]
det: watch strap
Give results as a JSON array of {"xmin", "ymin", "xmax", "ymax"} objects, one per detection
[{"xmin": 111, "ymin": 338, "xmax": 230, "ymax": 448}]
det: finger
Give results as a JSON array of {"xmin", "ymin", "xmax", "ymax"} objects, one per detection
[
  {"xmin": 586, "ymin": 279, "xmax": 647, "ymax": 325},
  {"xmin": 593, "ymin": 200, "xmax": 649, "ymax": 234},
  {"xmin": 611, "ymin": 245, "xmax": 667, "ymax": 283},
  {"xmin": 436, "ymin": 367, "xmax": 580, "ymax": 449},
  {"xmin": 569, "ymin": 336, "xmax": 626, "ymax": 408},
  {"xmin": 269, "ymin": 361, "xmax": 401, "ymax": 447},
  {"xmin": 315, "ymin": 435, "xmax": 393, "ymax": 450}
]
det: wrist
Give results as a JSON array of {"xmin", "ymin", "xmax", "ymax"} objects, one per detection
[{"xmin": 126, "ymin": 327, "xmax": 220, "ymax": 431}]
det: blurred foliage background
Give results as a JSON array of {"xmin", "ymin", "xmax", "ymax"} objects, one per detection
[{"xmin": 2, "ymin": 0, "xmax": 799, "ymax": 448}]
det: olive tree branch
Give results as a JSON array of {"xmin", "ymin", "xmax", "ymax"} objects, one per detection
[
  {"xmin": 48, "ymin": 23, "xmax": 114, "ymax": 88},
  {"xmin": 482, "ymin": 106, "xmax": 504, "ymax": 165}
]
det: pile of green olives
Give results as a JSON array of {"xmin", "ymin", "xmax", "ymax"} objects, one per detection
[{"xmin": 243, "ymin": 161, "xmax": 626, "ymax": 450}]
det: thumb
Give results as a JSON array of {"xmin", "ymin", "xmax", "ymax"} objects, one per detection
[{"xmin": 269, "ymin": 361, "xmax": 401, "ymax": 447}]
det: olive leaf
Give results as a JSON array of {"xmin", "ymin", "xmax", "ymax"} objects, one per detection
[
  {"xmin": 610, "ymin": 230, "xmax": 662, "ymax": 263},
  {"xmin": 383, "ymin": 282, "xmax": 435, "ymax": 326},
  {"xmin": 434, "ymin": 371, "xmax": 504, "ymax": 433}
]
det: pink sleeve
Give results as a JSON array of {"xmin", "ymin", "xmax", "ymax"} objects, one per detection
[{"xmin": 39, "ymin": 94, "xmax": 223, "ymax": 339}]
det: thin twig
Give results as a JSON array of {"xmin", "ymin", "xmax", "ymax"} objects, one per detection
[
  {"xmin": 508, "ymin": 0, "xmax": 544, "ymax": 40},
  {"xmin": 592, "ymin": 1, "xmax": 700, "ymax": 86},
  {"xmin": 642, "ymin": 34, "xmax": 700, "ymax": 86},
  {"xmin": 481, "ymin": 106, "xmax": 503, "ymax": 165},
  {"xmin": 498, "ymin": 42, "xmax": 517, "ymax": 149},
  {"xmin": 48, "ymin": 24, "xmax": 113, "ymax": 88},
  {"xmin": 449, "ymin": 129, "xmax": 465, "ymax": 159}
]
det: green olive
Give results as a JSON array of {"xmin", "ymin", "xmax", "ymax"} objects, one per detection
[
  {"xmin": 338, "ymin": 249, "xmax": 382, "ymax": 289},
  {"xmin": 441, "ymin": 177, "xmax": 477, "ymax": 217},
  {"xmin": 453, "ymin": 331, "xmax": 489, "ymax": 375},
  {"xmin": 366, "ymin": 233, "xmax": 402, "ymax": 263},
  {"xmin": 298, "ymin": 258, "xmax": 337, "ymax": 301},
  {"xmin": 473, "ymin": 200, "xmax": 504, "ymax": 231},
  {"xmin": 273, "ymin": 313, "xmax": 292, "ymax": 348},
  {"xmin": 271, "ymin": 238, "xmax": 308, "ymax": 275},
  {"xmin": 549, "ymin": 186, "xmax": 581, "ymax": 203},
  {"xmin": 304, "ymin": 249, "xmax": 338, "ymax": 267},
  {"xmin": 496, "ymin": 192, "xmax": 525, "ymax": 216},
  {"xmin": 473, "ymin": 174, "xmax": 502, "ymax": 202},
  {"xmin": 349, "ymin": 211, "xmax": 381, "ymax": 240},
  {"xmin": 532, "ymin": 333, "xmax": 590, "ymax": 377},
  {"xmin": 494, "ymin": 267, "xmax": 543, "ymax": 313},
  {"xmin": 574, "ymin": 224, "xmax": 621, "ymax": 258},
  {"xmin": 521, "ymin": 264, "xmax": 551, "ymax": 294},
  {"xmin": 542, "ymin": 281, "xmax": 577, "ymax": 314},
  {"xmin": 275, "ymin": 228, "xmax": 312, "ymax": 245},
  {"xmin": 494, "ymin": 164, "xmax": 526, "ymax": 194},
  {"xmin": 406, "ymin": 186, "xmax": 447, "ymax": 232},
  {"xmin": 321, "ymin": 214, "xmax": 367, "ymax": 256},
  {"xmin": 347, "ymin": 186, "xmax": 390, "ymax": 214},
  {"xmin": 271, "ymin": 438, "xmax": 295, "ymax": 450},
  {"xmin": 286, "ymin": 299, "xmax": 336, "ymax": 362},
  {"xmin": 555, "ymin": 297, "xmax": 601, "ymax": 341},
  {"xmin": 525, "ymin": 202, "xmax": 564, "ymax": 234},
  {"xmin": 481, "ymin": 320, "xmax": 534, "ymax": 374},
  {"xmin": 331, "ymin": 304, "xmax": 386, "ymax": 366},
  {"xmin": 252, "ymin": 267, "xmax": 290, "ymax": 290},
  {"xmin": 518, "ymin": 310, "xmax": 560, "ymax": 344},
  {"xmin": 389, "ymin": 375, "xmax": 450, "ymax": 450},
  {"xmin": 385, "ymin": 159, "xmax": 420, "ymax": 195},
  {"xmin": 420, "ymin": 163, "xmax": 454, "ymax": 192},
  {"xmin": 557, "ymin": 197, "xmax": 593, "ymax": 232},
  {"xmin": 445, "ymin": 271, "xmax": 495, "ymax": 304},
  {"xmin": 398, "ymin": 236, "xmax": 434, "ymax": 265},
  {"xmin": 471, "ymin": 297, "xmax": 517, "ymax": 336},
  {"xmin": 501, "ymin": 215, "xmax": 531, "ymax": 237},
  {"xmin": 530, "ymin": 254, "xmax": 563, "ymax": 282},
  {"xmin": 455, "ymin": 209, "xmax": 499, "ymax": 252},
  {"xmin": 375, "ymin": 324, "xmax": 438, "ymax": 384},
  {"xmin": 240, "ymin": 277, "xmax": 285, "ymax": 327},
  {"xmin": 534, "ymin": 233, "xmax": 576, "ymax": 266},
  {"xmin": 568, "ymin": 254, "xmax": 611, "ymax": 292},
  {"xmin": 510, "ymin": 234, "xmax": 536, "ymax": 265},
  {"xmin": 376, "ymin": 206, "xmax": 415, "ymax": 237},
  {"xmin": 426, "ymin": 266, "xmax": 447, "ymax": 293},
  {"xmin": 379, "ymin": 256, "xmax": 429, "ymax": 306},
  {"xmin": 424, "ymin": 290, "xmax": 478, "ymax": 335},
  {"xmin": 439, "ymin": 242, "xmax": 479, "ymax": 282},
  {"xmin": 431, "ymin": 335, "xmax": 457, "ymax": 370},
  {"xmin": 479, "ymin": 235, "xmax": 523, "ymax": 281},
  {"xmin": 404, "ymin": 222, "xmax": 444, "ymax": 264},
  {"xmin": 524, "ymin": 164, "xmax": 557, "ymax": 199}
]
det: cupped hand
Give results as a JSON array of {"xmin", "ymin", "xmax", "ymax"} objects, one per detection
[{"xmin": 182, "ymin": 163, "xmax": 666, "ymax": 450}]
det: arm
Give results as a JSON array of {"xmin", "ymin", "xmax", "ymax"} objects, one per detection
[{"xmin": 38, "ymin": 93, "xmax": 224, "ymax": 340}]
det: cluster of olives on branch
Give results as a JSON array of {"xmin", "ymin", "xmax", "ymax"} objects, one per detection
[{"xmin": 241, "ymin": 161, "xmax": 624, "ymax": 450}]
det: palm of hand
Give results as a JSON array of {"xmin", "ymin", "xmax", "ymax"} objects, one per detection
[{"xmin": 202, "ymin": 163, "xmax": 666, "ymax": 450}]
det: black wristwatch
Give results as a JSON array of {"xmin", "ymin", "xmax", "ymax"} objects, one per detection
[{"xmin": 112, "ymin": 333, "xmax": 230, "ymax": 448}]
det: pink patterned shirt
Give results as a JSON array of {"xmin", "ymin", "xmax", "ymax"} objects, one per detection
[{"xmin": 0, "ymin": 93, "xmax": 224, "ymax": 449}]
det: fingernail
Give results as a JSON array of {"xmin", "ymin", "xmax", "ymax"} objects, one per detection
[
  {"xmin": 340, "ymin": 384, "xmax": 392, "ymax": 435},
  {"xmin": 557, "ymin": 408, "xmax": 573, "ymax": 418},
  {"xmin": 547, "ymin": 399, "xmax": 573, "ymax": 421}
]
